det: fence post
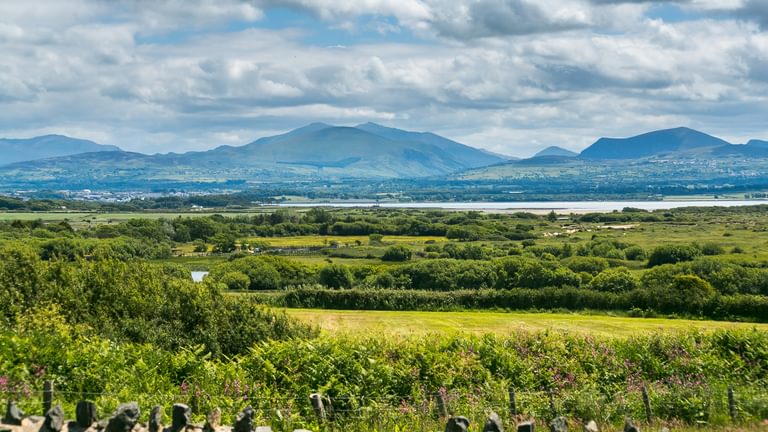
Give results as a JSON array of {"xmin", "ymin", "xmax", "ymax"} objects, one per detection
[
  {"xmin": 641, "ymin": 385, "xmax": 652, "ymax": 423},
  {"xmin": 434, "ymin": 392, "xmax": 448, "ymax": 418},
  {"xmin": 43, "ymin": 380, "xmax": 54, "ymax": 415},
  {"xmin": 508, "ymin": 387, "xmax": 517, "ymax": 418},
  {"xmin": 728, "ymin": 387, "xmax": 736, "ymax": 423}
]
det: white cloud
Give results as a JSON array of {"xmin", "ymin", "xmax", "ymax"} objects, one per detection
[{"xmin": 0, "ymin": 0, "xmax": 766, "ymax": 156}]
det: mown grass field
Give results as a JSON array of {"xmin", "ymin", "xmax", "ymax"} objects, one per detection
[
  {"xmin": 284, "ymin": 309, "xmax": 768, "ymax": 337},
  {"xmin": 246, "ymin": 234, "xmax": 446, "ymax": 247}
]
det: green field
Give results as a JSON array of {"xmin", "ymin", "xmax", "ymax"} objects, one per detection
[
  {"xmin": 247, "ymin": 234, "xmax": 446, "ymax": 247},
  {"xmin": 284, "ymin": 309, "xmax": 768, "ymax": 337}
]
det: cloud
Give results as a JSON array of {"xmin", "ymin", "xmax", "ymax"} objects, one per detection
[
  {"xmin": 0, "ymin": 0, "xmax": 766, "ymax": 156},
  {"xmin": 735, "ymin": 0, "xmax": 768, "ymax": 29}
]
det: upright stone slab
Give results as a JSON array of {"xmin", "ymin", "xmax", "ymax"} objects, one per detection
[
  {"xmin": 583, "ymin": 420, "xmax": 598, "ymax": 432},
  {"xmin": 203, "ymin": 408, "xmax": 220, "ymax": 432},
  {"xmin": 3, "ymin": 401, "xmax": 24, "ymax": 426},
  {"xmin": 233, "ymin": 407, "xmax": 255, "ymax": 432},
  {"xmin": 149, "ymin": 406, "xmax": 163, "ymax": 432},
  {"xmin": 105, "ymin": 402, "xmax": 140, "ymax": 432},
  {"xmin": 308, "ymin": 394, "xmax": 325, "ymax": 423},
  {"xmin": 445, "ymin": 416, "xmax": 470, "ymax": 432},
  {"xmin": 483, "ymin": 412, "xmax": 504, "ymax": 432},
  {"xmin": 171, "ymin": 404, "xmax": 191, "ymax": 432},
  {"xmin": 40, "ymin": 405, "xmax": 65, "ymax": 432},
  {"xmin": 517, "ymin": 421, "xmax": 535, "ymax": 432},
  {"xmin": 623, "ymin": 419, "xmax": 639, "ymax": 432},
  {"xmin": 549, "ymin": 417, "xmax": 568, "ymax": 432},
  {"xmin": 76, "ymin": 401, "xmax": 98, "ymax": 428}
]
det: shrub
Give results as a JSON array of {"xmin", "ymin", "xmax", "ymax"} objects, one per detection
[
  {"xmin": 319, "ymin": 264, "xmax": 354, "ymax": 289},
  {"xmin": 700, "ymin": 243, "xmax": 725, "ymax": 256},
  {"xmin": 624, "ymin": 245, "xmax": 647, "ymax": 261},
  {"xmin": 220, "ymin": 271, "xmax": 250, "ymax": 291},
  {"xmin": 647, "ymin": 244, "xmax": 702, "ymax": 267},
  {"xmin": 382, "ymin": 245, "xmax": 413, "ymax": 262},
  {"xmin": 588, "ymin": 268, "xmax": 638, "ymax": 293}
]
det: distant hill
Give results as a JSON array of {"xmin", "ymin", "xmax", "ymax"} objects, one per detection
[
  {"xmin": 0, "ymin": 135, "xmax": 121, "ymax": 166},
  {"xmin": 0, "ymin": 123, "xmax": 507, "ymax": 182},
  {"xmin": 580, "ymin": 127, "xmax": 731, "ymax": 159},
  {"xmin": 748, "ymin": 139, "xmax": 768, "ymax": 148},
  {"xmin": 533, "ymin": 146, "xmax": 577, "ymax": 158}
]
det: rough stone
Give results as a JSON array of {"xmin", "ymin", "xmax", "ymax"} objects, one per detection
[
  {"xmin": 149, "ymin": 406, "xmax": 163, "ymax": 432},
  {"xmin": 483, "ymin": 412, "xmax": 504, "ymax": 432},
  {"xmin": 583, "ymin": 420, "xmax": 598, "ymax": 432},
  {"xmin": 659, "ymin": 428, "xmax": 669, "ymax": 432},
  {"xmin": 291, "ymin": 430, "xmax": 313, "ymax": 432},
  {"xmin": 445, "ymin": 416, "xmax": 470, "ymax": 432},
  {"xmin": 549, "ymin": 417, "xmax": 568, "ymax": 432},
  {"xmin": 517, "ymin": 421, "xmax": 535, "ymax": 432},
  {"xmin": 3, "ymin": 401, "xmax": 24, "ymax": 426},
  {"xmin": 203, "ymin": 408, "xmax": 220, "ymax": 432},
  {"xmin": 233, "ymin": 407, "xmax": 255, "ymax": 432},
  {"xmin": 623, "ymin": 419, "xmax": 639, "ymax": 432},
  {"xmin": 254, "ymin": 428, "xmax": 272, "ymax": 432},
  {"xmin": 171, "ymin": 404, "xmax": 190, "ymax": 432},
  {"xmin": 76, "ymin": 401, "xmax": 98, "ymax": 429},
  {"xmin": 105, "ymin": 402, "xmax": 140, "ymax": 432},
  {"xmin": 40, "ymin": 405, "xmax": 65, "ymax": 432}
]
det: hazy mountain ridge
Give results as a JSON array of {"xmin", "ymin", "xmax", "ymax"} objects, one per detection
[
  {"xmin": 4, "ymin": 125, "xmax": 768, "ymax": 189},
  {"xmin": 0, "ymin": 135, "xmax": 122, "ymax": 166},
  {"xmin": 0, "ymin": 123, "xmax": 507, "ymax": 181}
]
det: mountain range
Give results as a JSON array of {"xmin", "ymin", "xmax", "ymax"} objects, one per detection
[
  {"xmin": 0, "ymin": 123, "xmax": 507, "ymax": 181},
  {"xmin": 1, "ymin": 124, "xmax": 767, "ymax": 188}
]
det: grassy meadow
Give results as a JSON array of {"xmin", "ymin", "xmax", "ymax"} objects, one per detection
[{"xmin": 284, "ymin": 309, "xmax": 768, "ymax": 337}]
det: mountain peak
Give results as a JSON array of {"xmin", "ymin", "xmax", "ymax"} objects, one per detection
[
  {"xmin": 580, "ymin": 127, "xmax": 731, "ymax": 159},
  {"xmin": 533, "ymin": 146, "xmax": 577, "ymax": 158},
  {"xmin": 0, "ymin": 134, "xmax": 121, "ymax": 166}
]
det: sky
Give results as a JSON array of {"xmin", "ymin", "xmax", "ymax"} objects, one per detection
[{"xmin": 0, "ymin": 0, "xmax": 767, "ymax": 157}]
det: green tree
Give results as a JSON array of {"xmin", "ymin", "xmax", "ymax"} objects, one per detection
[
  {"xmin": 647, "ymin": 244, "xmax": 702, "ymax": 267},
  {"xmin": 319, "ymin": 264, "xmax": 354, "ymax": 289},
  {"xmin": 382, "ymin": 245, "xmax": 413, "ymax": 262},
  {"xmin": 547, "ymin": 210, "xmax": 557, "ymax": 222},
  {"xmin": 588, "ymin": 268, "xmax": 638, "ymax": 293}
]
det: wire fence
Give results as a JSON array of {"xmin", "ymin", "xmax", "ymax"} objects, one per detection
[{"xmin": 2, "ymin": 381, "xmax": 767, "ymax": 432}]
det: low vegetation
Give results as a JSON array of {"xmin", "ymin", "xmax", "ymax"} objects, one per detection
[{"xmin": 2, "ymin": 204, "xmax": 768, "ymax": 428}]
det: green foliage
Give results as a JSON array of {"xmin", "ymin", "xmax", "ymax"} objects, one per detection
[
  {"xmin": 623, "ymin": 245, "xmax": 647, "ymax": 261},
  {"xmin": 0, "ymin": 244, "xmax": 316, "ymax": 356},
  {"xmin": 3, "ymin": 324, "xmax": 767, "ymax": 426},
  {"xmin": 381, "ymin": 244, "xmax": 413, "ymax": 262},
  {"xmin": 587, "ymin": 268, "xmax": 638, "ymax": 293},
  {"xmin": 648, "ymin": 244, "xmax": 702, "ymax": 267},
  {"xmin": 564, "ymin": 256, "xmax": 610, "ymax": 276},
  {"xmin": 318, "ymin": 264, "xmax": 354, "ymax": 289}
]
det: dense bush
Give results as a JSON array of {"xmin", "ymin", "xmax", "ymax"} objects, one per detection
[
  {"xmin": 381, "ymin": 244, "xmax": 413, "ymax": 262},
  {"xmin": 0, "ymin": 244, "xmax": 316, "ymax": 355},
  {"xmin": 647, "ymin": 244, "xmax": 702, "ymax": 267},
  {"xmin": 318, "ymin": 264, "xmax": 354, "ymax": 289}
]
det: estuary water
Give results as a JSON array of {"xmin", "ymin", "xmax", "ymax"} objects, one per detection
[{"xmin": 277, "ymin": 200, "xmax": 768, "ymax": 213}]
